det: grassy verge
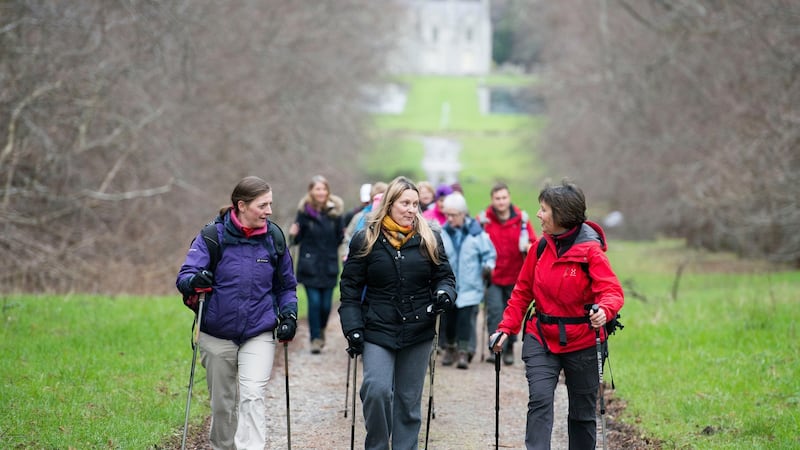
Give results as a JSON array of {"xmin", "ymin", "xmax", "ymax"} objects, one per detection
[
  {"xmin": 607, "ymin": 239, "xmax": 800, "ymax": 449},
  {"xmin": 1, "ymin": 242, "xmax": 798, "ymax": 448},
  {"xmin": 0, "ymin": 294, "xmax": 205, "ymax": 448}
]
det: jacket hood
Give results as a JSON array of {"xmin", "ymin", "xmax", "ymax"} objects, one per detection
[
  {"xmin": 465, "ymin": 216, "xmax": 483, "ymax": 236},
  {"xmin": 574, "ymin": 221, "xmax": 608, "ymax": 252},
  {"xmin": 296, "ymin": 193, "xmax": 345, "ymax": 218}
]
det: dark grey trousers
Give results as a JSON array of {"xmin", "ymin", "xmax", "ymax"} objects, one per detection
[
  {"xmin": 521, "ymin": 333, "xmax": 599, "ymax": 450},
  {"xmin": 360, "ymin": 340, "xmax": 432, "ymax": 450},
  {"xmin": 486, "ymin": 283, "xmax": 518, "ymax": 349}
]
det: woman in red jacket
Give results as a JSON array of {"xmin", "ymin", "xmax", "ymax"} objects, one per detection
[{"xmin": 490, "ymin": 180, "xmax": 624, "ymax": 450}]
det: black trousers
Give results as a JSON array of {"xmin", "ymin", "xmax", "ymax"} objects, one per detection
[{"xmin": 521, "ymin": 333, "xmax": 600, "ymax": 450}]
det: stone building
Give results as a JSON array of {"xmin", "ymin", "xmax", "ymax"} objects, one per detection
[{"xmin": 389, "ymin": 0, "xmax": 492, "ymax": 75}]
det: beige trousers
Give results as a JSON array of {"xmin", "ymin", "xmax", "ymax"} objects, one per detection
[{"xmin": 199, "ymin": 331, "xmax": 276, "ymax": 450}]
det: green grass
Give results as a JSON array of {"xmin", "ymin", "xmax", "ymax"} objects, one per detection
[
  {"xmin": 2, "ymin": 243, "xmax": 798, "ymax": 449},
  {"xmin": 363, "ymin": 74, "xmax": 545, "ymax": 224},
  {"xmin": 0, "ymin": 294, "xmax": 207, "ymax": 448},
  {"xmin": 373, "ymin": 75, "xmax": 537, "ymax": 132},
  {"xmin": 606, "ymin": 239, "xmax": 800, "ymax": 449},
  {"xmin": 5, "ymin": 74, "xmax": 797, "ymax": 449}
]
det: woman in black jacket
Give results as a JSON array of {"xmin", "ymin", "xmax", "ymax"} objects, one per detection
[
  {"xmin": 339, "ymin": 176, "xmax": 457, "ymax": 450},
  {"xmin": 289, "ymin": 174, "xmax": 345, "ymax": 354}
]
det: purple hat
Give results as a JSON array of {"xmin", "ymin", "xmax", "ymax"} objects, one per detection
[{"xmin": 435, "ymin": 184, "xmax": 454, "ymax": 200}]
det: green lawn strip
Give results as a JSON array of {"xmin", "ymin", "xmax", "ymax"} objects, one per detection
[
  {"xmin": 374, "ymin": 75, "xmax": 536, "ymax": 132},
  {"xmin": 360, "ymin": 134, "xmax": 426, "ymax": 182},
  {"xmin": 0, "ymin": 295, "xmax": 207, "ymax": 448},
  {"xmin": 606, "ymin": 240, "xmax": 800, "ymax": 449}
]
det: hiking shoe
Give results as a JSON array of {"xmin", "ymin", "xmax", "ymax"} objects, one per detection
[
  {"xmin": 502, "ymin": 350, "xmax": 514, "ymax": 366},
  {"xmin": 485, "ymin": 353, "xmax": 496, "ymax": 364},
  {"xmin": 441, "ymin": 346, "xmax": 455, "ymax": 366},
  {"xmin": 310, "ymin": 338, "xmax": 323, "ymax": 354},
  {"xmin": 457, "ymin": 351, "xmax": 469, "ymax": 370}
]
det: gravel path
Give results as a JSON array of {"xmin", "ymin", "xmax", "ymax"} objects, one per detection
[{"xmin": 174, "ymin": 307, "xmax": 648, "ymax": 449}]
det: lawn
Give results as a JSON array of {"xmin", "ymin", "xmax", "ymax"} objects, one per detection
[
  {"xmin": 4, "ymin": 75, "xmax": 798, "ymax": 450},
  {"xmin": 373, "ymin": 75, "xmax": 537, "ymax": 132},
  {"xmin": 606, "ymin": 240, "xmax": 800, "ymax": 449},
  {"xmin": 2, "ymin": 242, "xmax": 798, "ymax": 449},
  {"xmin": 363, "ymin": 74, "xmax": 546, "ymax": 222},
  {"xmin": 0, "ymin": 294, "xmax": 201, "ymax": 448}
]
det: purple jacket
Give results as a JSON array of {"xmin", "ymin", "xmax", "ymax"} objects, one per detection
[{"xmin": 176, "ymin": 211, "xmax": 298, "ymax": 344}]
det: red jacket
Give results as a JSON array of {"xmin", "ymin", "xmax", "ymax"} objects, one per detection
[
  {"xmin": 479, "ymin": 205, "xmax": 536, "ymax": 286},
  {"xmin": 497, "ymin": 221, "xmax": 624, "ymax": 353}
]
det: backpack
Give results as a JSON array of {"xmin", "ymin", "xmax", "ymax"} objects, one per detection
[
  {"xmin": 182, "ymin": 216, "xmax": 287, "ymax": 311},
  {"xmin": 477, "ymin": 209, "xmax": 530, "ymax": 254},
  {"xmin": 530, "ymin": 238, "xmax": 624, "ymax": 338}
]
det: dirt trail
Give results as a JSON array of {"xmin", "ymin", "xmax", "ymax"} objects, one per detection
[{"xmin": 176, "ymin": 307, "xmax": 651, "ymax": 449}]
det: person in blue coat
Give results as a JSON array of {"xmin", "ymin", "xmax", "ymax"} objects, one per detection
[
  {"xmin": 177, "ymin": 176, "xmax": 298, "ymax": 450},
  {"xmin": 439, "ymin": 192, "xmax": 496, "ymax": 369}
]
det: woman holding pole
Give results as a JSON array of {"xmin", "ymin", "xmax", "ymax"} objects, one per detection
[
  {"xmin": 490, "ymin": 180, "xmax": 624, "ymax": 450},
  {"xmin": 339, "ymin": 176, "xmax": 456, "ymax": 450}
]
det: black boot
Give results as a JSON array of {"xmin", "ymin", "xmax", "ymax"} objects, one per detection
[
  {"xmin": 457, "ymin": 351, "xmax": 469, "ymax": 369},
  {"xmin": 441, "ymin": 345, "xmax": 456, "ymax": 366}
]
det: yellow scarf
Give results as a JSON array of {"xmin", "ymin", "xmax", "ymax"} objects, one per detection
[{"xmin": 382, "ymin": 216, "xmax": 415, "ymax": 249}]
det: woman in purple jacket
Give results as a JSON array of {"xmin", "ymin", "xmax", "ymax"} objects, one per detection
[{"xmin": 177, "ymin": 176, "xmax": 299, "ymax": 450}]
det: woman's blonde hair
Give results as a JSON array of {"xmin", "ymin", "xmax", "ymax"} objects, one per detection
[
  {"xmin": 356, "ymin": 176, "xmax": 441, "ymax": 264},
  {"xmin": 306, "ymin": 174, "xmax": 331, "ymax": 209}
]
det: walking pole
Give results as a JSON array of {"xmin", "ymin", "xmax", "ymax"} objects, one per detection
[
  {"xmin": 424, "ymin": 313, "xmax": 441, "ymax": 450},
  {"xmin": 592, "ymin": 305, "xmax": 608, "ymax": 450},
  {"xmin": 350, "ymin": 354, "xmax": 358, "ymax": 450},
  {"xmin": 181, "ymin": 290, "xmax": 208, "ymax": 450},
  {"xmin": 480, "ymin": 278, "xmax": 490, "ymax": 362},
  {"xmin": 283, "ymin": 341, "xmax": 292, "ymax": 450},
  {"xmin": 480, "ymin": 301, "xmax": 487, "ymax": 362},
  {"xmin": 344, "ymin": 355, "xmax": 351, "ymax": 418},
  {"xmin": 489, "ymin": 332, "xmax": 504, "ymax": 450}
]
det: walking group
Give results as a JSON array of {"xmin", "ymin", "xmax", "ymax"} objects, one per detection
[{"xmin": 176, "ymin": 174, "xmax": 624, "ymax": 450}]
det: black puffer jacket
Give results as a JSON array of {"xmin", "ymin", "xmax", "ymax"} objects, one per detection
[
  {"xmin": 339, "ymin": 229, "xmax": 457, "ymax": 350},
  {"xmin": 292, "ymin": 195, "xmax": 345, "ymax": 289}
]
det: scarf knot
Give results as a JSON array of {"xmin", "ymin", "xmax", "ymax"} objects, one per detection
[{"xmin": 382, "ymin": 216, "xmax": 415, "ymax": 249}]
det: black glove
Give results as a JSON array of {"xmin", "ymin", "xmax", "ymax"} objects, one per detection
[
  {"xmin": 276, "ymin": 312, "xmax": 297, "ymax": 342},
  {"xmin": 346, "ymin": 329, "xmax": 364, "ymax": 358},
  {"xmin": 189, "ymin": 270, "xmax": 214, "ymax": 292},
  {"xmin": 481, "ymin": 266, "xmax": 493, "ymax": 283},
  {"xmin": 429, "ymin": 290, "xmax": 453, "ymax": 315}
]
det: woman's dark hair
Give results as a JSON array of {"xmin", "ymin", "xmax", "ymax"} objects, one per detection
[
  {"xmin": 221, "ymin": 176, "xmax": 271, "ymax": 216},
  {"xmin": 538, "ymin": 180, "xmax": 586, "ymax": 230}
]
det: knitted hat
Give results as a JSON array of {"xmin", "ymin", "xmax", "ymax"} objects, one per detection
[{"xmin": 435, "ymin": 184, "xmax": 454, "ymax": 200}]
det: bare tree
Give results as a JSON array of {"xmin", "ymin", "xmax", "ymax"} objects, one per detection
[
  {"xmin": 0, "ymin": 0, "xmax": 400, "ymax": 294},
  {"xmin": 523, "ymin": 0, "xmax": 800, "ymax": 265}
]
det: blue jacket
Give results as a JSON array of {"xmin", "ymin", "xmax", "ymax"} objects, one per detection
[
  {"xmin": 441, "ymin": 217, "xmax": 496, "ymax": 308},
  {"xmin": 177, "ymin": 210, "xmax": 298, "ymax": 344}
]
